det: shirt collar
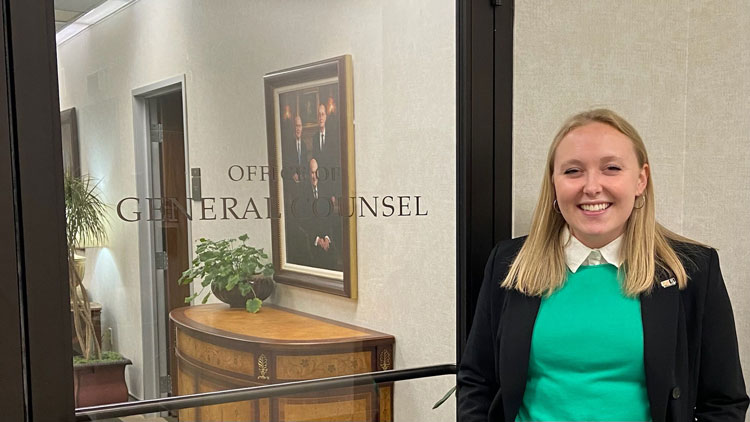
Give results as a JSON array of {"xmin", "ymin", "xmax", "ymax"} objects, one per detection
[{"xmin": 562, "ymin": 225, "xmax": 623, "ymax": 273}]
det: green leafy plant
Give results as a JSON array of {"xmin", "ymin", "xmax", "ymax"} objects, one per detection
[
  {"xmin": 65, "ymin": 173, "xmax": 109, "ymax": 360},
  {"xmin": 433, "ymin": 385, "xmax": 457, "ymax": 409},
  {"xmin": 65, "ymin": 174, "xmax": 108, "ymax": 249},
  {"xmin": 178, "ymin": 234, "xmax": 274, "ymax": 313},
  {"xmin": 73, "ymin": 351, "xmax": 124, "ymax": 366}
]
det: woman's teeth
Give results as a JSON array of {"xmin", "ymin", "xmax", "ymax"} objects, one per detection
[{"xmin": 580, "ymin": 203, "xmax": 610, "ymax": 211}]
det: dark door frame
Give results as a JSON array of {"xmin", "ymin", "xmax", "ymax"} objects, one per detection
[
  {"xmin": 0, "ymin": 1, "xmax": 27, "ymax": 420},
  {"xmin": 456, "ymin": 0, "xmax": 514, "ymax": 364},
  {"xmin": 1, "ymin": 0, "xmax": 75, "ymax": 420}
]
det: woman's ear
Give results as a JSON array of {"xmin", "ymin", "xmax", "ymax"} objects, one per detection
[{"xmin": 636, "ymin": 163, "xmax": 649, "ymax": 196}]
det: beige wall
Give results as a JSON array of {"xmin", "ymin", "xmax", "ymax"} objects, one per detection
[
  {"xmin": 57, "ymin": 0, "xmax": 457, "ymax": 418},
  {"xmin": 514, "ymin": 1, "xmax": 750, "ymax": 413}
]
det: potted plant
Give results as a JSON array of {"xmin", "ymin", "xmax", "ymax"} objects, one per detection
[
  {"xmin": 65, "ymin": 173, "xmax": 130, "ymax": 406},
  {"xmin": 72, "ymin": 350, "xmax": 132, "ymax": 408},
  {"xmin": 178, "ymin": 234, "xmax": 275, "ymax": 313}
]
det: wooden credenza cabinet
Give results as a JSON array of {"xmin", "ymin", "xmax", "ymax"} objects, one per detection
[{"xmin": 170, "ymin": 304, "xmax": 395, "ymax": 422}]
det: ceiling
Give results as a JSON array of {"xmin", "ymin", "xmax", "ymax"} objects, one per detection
[{"xmin": 54, "ymin": 0, "xmax": 106, "ymax": 32}]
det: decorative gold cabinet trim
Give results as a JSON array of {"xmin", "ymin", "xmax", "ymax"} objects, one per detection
[
  {"xmin": 257, "ymin": 353, "xmax": 270, "ymax": 380},
  {"xmin": 177, "ymin": 330, "xmax": 254, "ymax": 376},
  {"xmin": 276, "ymin": 351, "xmax": 371, "ymax": 380},
  {"xmin": 378, "ymin": 349, "xmax": 392, "ymax": 371}
]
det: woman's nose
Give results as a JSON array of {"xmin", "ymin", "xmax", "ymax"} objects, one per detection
[{"xmin": 583, "ymin": 173, "xmax": 602, "ymax": 196}]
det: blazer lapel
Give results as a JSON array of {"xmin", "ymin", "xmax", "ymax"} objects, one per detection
[
  {"xmin": 640, "ymin": 269, "xmax": 680, "ymax": 422},
  {"xmin": 498, "ymin": 290, "xmax": 541, "ymax": 421}
]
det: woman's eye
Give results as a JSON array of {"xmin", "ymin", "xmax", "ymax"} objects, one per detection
[
  {"xmin": 606, "ymin": 166, "xmax": 622, "ymax": 171},
  {"xmin": 563, "ymin": 168, "xmax": 579, "ymax": 174}
]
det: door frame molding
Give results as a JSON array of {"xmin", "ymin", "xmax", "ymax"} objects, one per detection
[
  {"xmin": 456, "ymin": 0, "xmax": 514, "ymax": 364},
  {"xmin": 0, "ymin": 1, "xmax": 30, "ymax": 420},
  {"xmin": 132, "ymin": 74, "xmax": 192, "ymax": 400},
  {"xmin": 2, "ymin": 0, "xmax": 75, "ymax": 419}
]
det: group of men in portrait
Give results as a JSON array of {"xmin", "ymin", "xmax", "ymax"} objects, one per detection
[{"xmin": 281, "ymin": 101, "xmax": 343, "ymax": 271}]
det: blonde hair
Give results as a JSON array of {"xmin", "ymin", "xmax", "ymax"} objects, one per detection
[{"xmin": 502, "ymin": 109, "xmax": 699, "ymax": 297}]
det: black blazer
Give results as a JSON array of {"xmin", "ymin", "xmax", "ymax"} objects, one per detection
[{"xmin": 457, "ymin": 236, "xmax": 749, "ymax": 422}]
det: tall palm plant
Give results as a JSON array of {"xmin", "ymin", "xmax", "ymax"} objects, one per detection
[{"xmin": 65, "ymin": 173, "xmax": 108, "ymax": 360}]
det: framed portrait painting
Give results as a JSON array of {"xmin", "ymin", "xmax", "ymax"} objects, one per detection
[
  {"xmin": 264, "ymin": 55, "xmax": 357, "ymax": 298},
  {"xmin": 60, "ymin": 107, "xmax": 80, "ymax": 177}
]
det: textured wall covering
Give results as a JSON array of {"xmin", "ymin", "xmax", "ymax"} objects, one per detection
[
  {"xmin": 682, "ymin": 1, "xmax": 750, "ymax": 405},
  {"xmin": 514, "ymin": 1, "xmax": 750, "ymax": 415},
  {"xmin": 57, "ymin": 0, "xmax": 457, "ymax": 418}
]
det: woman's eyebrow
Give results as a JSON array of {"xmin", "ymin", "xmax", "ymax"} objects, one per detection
[
  {"xmin": 557, "ymin": 156, "xmax": 624, "ymax": 169},
  {"xmin": 599, "ymin": 155, "xmax": 624, "ymax": 163},
  {"xmin": 558, "ymin": 159, "xmax": 583, "ymax": 168}
]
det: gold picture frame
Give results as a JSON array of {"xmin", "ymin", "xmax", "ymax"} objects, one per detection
[
  {"xmin": 264, "ymin": 55, "xmax": 357, "ymax": 298},
  {"xmin": 60, "ymin": 107, "xmax": 80, "ymax": 177}
]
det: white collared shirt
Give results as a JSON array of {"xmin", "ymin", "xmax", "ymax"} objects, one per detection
[{"xmin": 562, "ymin": 226, "xmax": 623, "ymax": 273}]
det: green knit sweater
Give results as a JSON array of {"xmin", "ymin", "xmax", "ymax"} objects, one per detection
[{"xmin": 516, "ymin": 264, "xmax": 651, "ymax": 422}]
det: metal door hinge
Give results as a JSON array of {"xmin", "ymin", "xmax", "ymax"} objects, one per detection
[
  {"xmin": 155, "ymin": 251, "xmax": 168, "ymax": 270},
  {"xmin": 159, "ymin": 375, "xmax": 172, "ymax": 394}
]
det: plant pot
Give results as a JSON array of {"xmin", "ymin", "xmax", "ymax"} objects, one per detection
[
  {"xmin": 73, "ymin": 358, "xmax": 131, "ymax": 407},
  {"xmin": 211, "ymin": 275, "xmax": 275, "ymax": 308}
]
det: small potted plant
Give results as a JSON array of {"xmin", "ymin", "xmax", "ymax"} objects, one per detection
[
  {"xmin": 178, "ymin": 234, "xmax": 275, "ymax": 313},
  {"xmin": 65, "ymin": 173, "xmax": 131, "ymax": 407}
]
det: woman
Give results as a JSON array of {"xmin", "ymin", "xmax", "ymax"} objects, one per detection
[{"xmin": 457, "ymin": 109, "xmax": 748, "ymax": 421}]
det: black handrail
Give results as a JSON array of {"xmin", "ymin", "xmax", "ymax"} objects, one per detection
[{"xmin": 75, "ymin": 363, "xmax": 457, "ymax": 421}]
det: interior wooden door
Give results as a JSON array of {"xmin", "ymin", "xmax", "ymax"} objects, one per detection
[{"xmin": 156, "ymin": 90, "xmax": 191, "ymax": 397}]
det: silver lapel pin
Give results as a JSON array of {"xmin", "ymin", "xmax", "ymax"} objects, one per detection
[{"xmin": 660, "ymin": 277, "xmax": 677, "ymax": 288}]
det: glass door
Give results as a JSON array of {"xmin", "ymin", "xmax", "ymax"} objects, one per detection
[
  {"xmin": 51, "ymin": 1, "xmax": 470, "ymax": 421},
  {"xmin": 1, "ymin": 0, "xmax": 513, "ymax": 420}
]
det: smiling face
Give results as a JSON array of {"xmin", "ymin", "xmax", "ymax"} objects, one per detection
[{"xmin": 552, "ymin": 122, "xmax": 649, "ymax": 249}]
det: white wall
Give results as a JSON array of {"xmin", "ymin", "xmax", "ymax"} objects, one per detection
[
  {"xmin": 513, "ymin": 2, "xmax": 750, "ymax": 416},
  {"xmin": 58, "ymin": 0, "xmax": 457, "ymax": 419}
]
